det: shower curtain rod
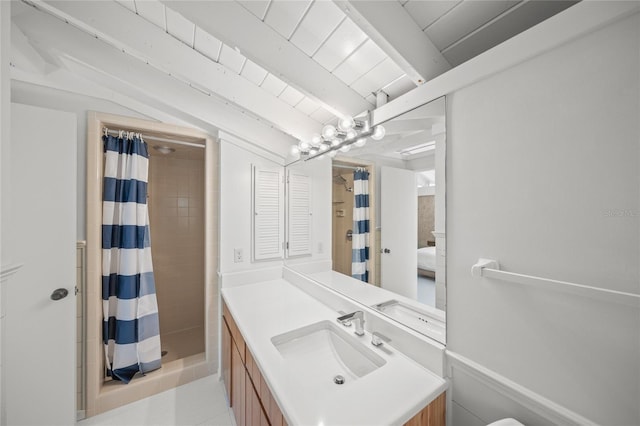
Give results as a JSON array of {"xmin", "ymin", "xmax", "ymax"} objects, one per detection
[
  {"xmin": 103, "ymin": 128, "xmax": 205, "ymax": 149},
  {"xmin": 333, "ymin": 164, "xmax": 368, "ymax": 171}
]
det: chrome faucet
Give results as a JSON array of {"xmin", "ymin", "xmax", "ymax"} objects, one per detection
[
  {"xmin": 337, "ymin": 311, "xmax": 365, "ymax": 336},
  {"xmin": 371, "ymin": 331, "xmax": 391, "ymax": 347}
]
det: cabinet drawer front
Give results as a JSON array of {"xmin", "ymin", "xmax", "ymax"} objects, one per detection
[
  {"xmin": 223, "ymin": 301, "xmax": 246, "ymax": 363},
  {"xmin": 223, "ymin": 300, "xmax": 289, "ymax": 426}
]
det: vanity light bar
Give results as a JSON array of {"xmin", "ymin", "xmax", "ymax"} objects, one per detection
[{"xmin": 295, "ymin": 111, "xmax": 386, "ymax": 162}]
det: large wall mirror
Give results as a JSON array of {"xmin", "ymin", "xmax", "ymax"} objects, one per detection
[{"xmin": 286, "ymin": 96, "xmax": 446, "ymax": 344}]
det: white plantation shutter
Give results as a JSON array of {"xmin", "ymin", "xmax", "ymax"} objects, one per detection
[
  {"xmin": 252, "ymin": 165, "xmax": 284, "ymax": 261},
  {"xmin": 287, "ymin": 170, "xmax": 312, "ymax": 257}
]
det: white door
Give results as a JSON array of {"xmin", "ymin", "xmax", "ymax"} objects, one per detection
[
  {"xmin": 3, "ymin": 103, "xmax": 76, "ymax": 425},
  {"xmin": 380, "ymin": 166, "xmax": 417, "ymax": 299}
]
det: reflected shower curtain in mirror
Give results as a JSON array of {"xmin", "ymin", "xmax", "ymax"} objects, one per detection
[
  {"xmin": 102, "ymin": 132, "xmax": 161, "ymax": 383},
  {"xmin": 352, "ymin": 168, "xmax": 370, "ymax": 282}
]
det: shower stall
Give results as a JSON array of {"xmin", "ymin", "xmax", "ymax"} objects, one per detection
[
  {"xmin": 148, "ymin": 143, "xmax": 205, "ymax": 363},
  {"xmin": 84, "ymin": 112, "xmax": 219, "ymax": 418},
  {"xmin": 331, "ymin": 169, "xmax": 355, "ymax": 276},
  {"xmin": 331, "ymin": 161, "xmax": 377, "ymax": 285}
]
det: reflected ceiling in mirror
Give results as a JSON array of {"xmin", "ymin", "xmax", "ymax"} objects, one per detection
[
  {"xmin": 286, "ymin": 96, "xmax": 446, "ymax": 344},
  {"xmin": 345, "ymin": 97, "xmax": 445, "ymax": 164}
]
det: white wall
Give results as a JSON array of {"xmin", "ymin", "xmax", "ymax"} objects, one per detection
[
  {"xmin": 373, "ymin": 158, "xmax": 406, "ymax": 230},
  {"xmin": 0, "ymin": 2, "xmax": 10, "ymax": 423},
  {"xmin": 446, "ymin": 11, "xmax": 639, "ymax": 426},
  {"xmin": 219, "ymin": 139, "xmax": 285, "ymax": 274},
  {"xmin": 10, "ymin": 82, "xmax": 151, "ymax": 240},
  {"xmin": 219, "ymin": 142, "xmax": 332, "ymax": 275}
]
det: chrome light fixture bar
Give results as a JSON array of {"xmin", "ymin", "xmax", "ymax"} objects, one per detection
[{"xmin": 291, "ymin": 112, "xmax": 386, "ymax": 161}]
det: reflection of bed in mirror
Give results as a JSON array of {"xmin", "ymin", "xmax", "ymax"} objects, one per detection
[{"xmin": 417, "ymin": 246, "xmax": 436, "ymax": 278}]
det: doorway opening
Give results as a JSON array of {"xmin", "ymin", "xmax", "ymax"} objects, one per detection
[
  {"xmin": 331, "ymin": 159, "xmax": 377, "ymax": 285},
  {"xmin": 85, "ymin": 112, "xmax": 219, "ymax": 418}
]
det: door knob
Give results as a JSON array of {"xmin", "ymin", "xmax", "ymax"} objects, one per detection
[
  {"xmin": 383, "ymin": 248, "xmax": 391, "ymax": 253},
  {"xmin": 50, "ymin": 288, "xmax": 69, "ymax": 301}
]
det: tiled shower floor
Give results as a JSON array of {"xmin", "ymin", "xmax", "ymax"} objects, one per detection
[{"xmin": 160, "ymin": 326, "xmax": 205, "ymax": 363}]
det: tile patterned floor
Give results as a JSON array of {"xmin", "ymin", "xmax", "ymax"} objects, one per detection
[{"xmin": 78, "ymin": 376, "xmax": 234, "ymax": 426}]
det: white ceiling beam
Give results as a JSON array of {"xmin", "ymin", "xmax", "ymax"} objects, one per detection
[
  {"xmin": 383, "ymin": 117, "xmax": 443, "ymax": 135},
  {"xmin": 11, "ymin": 66, "xmax": 199, "ymax": 131},
  {"xmin": 162, "ymin": 0, "xmax": 373, "ymax": 117},
  {"xmin": 334, "ymin": 0, "xmax": 451, "ymax": 86},
  {"xmin": 371, "ymin": 1, "xmax": 640, "ymax": 126},
  {"xmin": 356, "ymin": 130, "xmax": 432, "ymax": 157},
  {"xmin": 353, "ymin": 131, "xmax": 443, "ymax": 162},
  {"xmin": 37, "ymin": 0, "xmax": 319, "ymax": 142},
  {"xmin": 60, "ymin": 56, "xmax": 293, "ymax": 161},
  {"xmin": 12, "ymin": 9, "xmax": 295, "ymax": 158},
  {"xmin": 10, "ymin": 23, "xmax": 48, "ymax": 75}
]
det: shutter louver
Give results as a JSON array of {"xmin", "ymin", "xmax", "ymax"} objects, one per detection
[
  {"xmin": 253, "ymin": 166, "xmax": 283, "ymax": 261},
  {"xmin": 287, "ymin": 171, "xmax": 312, "ymax": 257}
]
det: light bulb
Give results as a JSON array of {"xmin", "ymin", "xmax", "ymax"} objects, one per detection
[
  {"xmin": 290, "ymin": 145, "xmax": 300, "ymax": 155},
  {"xmin": 309, "ymin": 147, "xmax": 319, "ymax": 156},
  {"xmin": 153, "ymin": 145, "xmax": 175, "ymax": 155},
  {"xmin": 371, "ymin": 125, "xmax": 385, "ymax": 140},
  {"xmin": 346, "ymin": 129, "xmax": 357, "ymax": 140},
  {"xmin": 337, "ymin": 116, "xmax": 355, "ymax": 132},
  {"xmin": 310, "ymin": 133, "xmax": 323, "ymax": 147},
  {"xmin": 328, "ymin": 150, "xmax": 337, "ymax": 158},
  {"xmin": 339, "ymin": 144, "xmax": 351, "ymax": 153},
  {"xmin": 319, "ymin": 143, "xmax": 329, "ymax": 152},
  {"xmin": 321, "ymin": 124, "xmax": 337, "ymax": 140},
  {"xmin": 331, "ymin": 138, "xmax": 341, "ymax": 147},
  {"xmin": 354, "ymin": 138, "xmax": 367, "ymax": 147},
  {"xmin": 299, "ymin": 141, "xmax": 310, "ymax": 150}
]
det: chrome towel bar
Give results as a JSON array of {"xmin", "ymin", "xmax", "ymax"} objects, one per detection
[{"xmin": 472, "ymin": 258, "xmax": 640, "ymax": 308}]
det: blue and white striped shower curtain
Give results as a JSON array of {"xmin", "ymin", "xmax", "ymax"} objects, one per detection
[
  {"xmin": 352, "ymin": 168, "xmax": 370, "ymax": 282},
  {"xmin": 102, "ymin": 132, "xmax": 161, "ymax": 383}
]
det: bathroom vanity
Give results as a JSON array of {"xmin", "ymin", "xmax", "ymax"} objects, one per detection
[{"xmin": 221, "ymin": 277, "xmax": 447, "ymax": 426}]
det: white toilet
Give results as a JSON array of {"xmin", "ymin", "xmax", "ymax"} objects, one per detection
[{"xmin": 487, "ymin": 419, "xmax": 525, "ymax": 426}]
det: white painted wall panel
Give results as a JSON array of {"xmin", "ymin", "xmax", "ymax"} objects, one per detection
[
  {"xmin": 219, "ymin": 141, "xmax": 285, "ymax": 273},
  {"xmin": 10, "ymin": 82, "xmax": 151, "ymax": 241},
  {"xmin": 447, "ymin": 12, "xmax": 640, "ymax": 425},
  {"xmin": 0, "ymin": 3, "xmax": 9, "ymax": 422}
]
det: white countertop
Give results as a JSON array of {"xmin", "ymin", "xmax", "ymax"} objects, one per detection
[
  {"xmin": 222, "ymin": 278, "xmax": 447, "ymax": 426},
  {"xmin": 305, "ymin": 270, "xmax": 445, "ymax": 321},
  {"xmin": 299, "ymin": 269, "xmax": 446, "ymax": 344}
]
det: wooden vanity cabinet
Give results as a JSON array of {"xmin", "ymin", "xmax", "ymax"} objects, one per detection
[
  {"xmin": 405, "ymin": 392, "xmax": 446, "ymax": 426},
  {"xmin": 221, "ymin": 315, "xmax": 232, "ymax": 406},
  {"xmin": 222, "ymin": 300, "xmax": 445, "ymax": 426},
  {"xmin": 222, "ymin": 301, "xmax": 286, "ymax": 426}
]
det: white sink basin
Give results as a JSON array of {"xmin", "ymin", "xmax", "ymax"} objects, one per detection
[
  {"xmin": 271, "ymin": 320, "xmax": 385, "ymax": 391},
  {"xmin": 372, "ymin": 300, "xmax": 446, "ymax": 340}
]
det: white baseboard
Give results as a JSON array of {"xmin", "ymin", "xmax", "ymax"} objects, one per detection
[{"xmin": 446, "ymin": 351, "xmax": 597, "ymax": 426}]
